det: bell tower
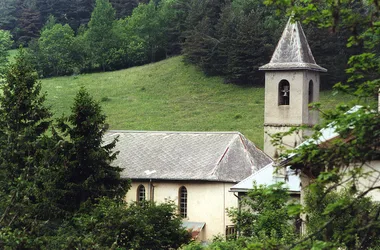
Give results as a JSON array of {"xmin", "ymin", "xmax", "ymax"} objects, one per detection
[{"xmin": 259, "ymin": 18, "xmax": 327, "ymax": 159}]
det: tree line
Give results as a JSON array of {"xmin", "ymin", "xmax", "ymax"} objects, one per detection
[
  {"xmin": 0, "ymin": 0, "xmax": 150, "ymax": 46},
  {"xmin": 1, "ymin": 0, "xmax": 363, "ymax": 86}
]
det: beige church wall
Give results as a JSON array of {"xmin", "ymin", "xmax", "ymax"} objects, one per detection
[
  {"xmin": 345, "ymin": 161, "xmax": 380, "ymax": 201},
  {"xmin": 125, "ymin": 181, "xmax": 238, "ymax": 241},
  {"xmin": 299, "ymin": 161, "xmax": 380, "ymax": 202},
  {"xmin": 264, "ymin": 126, "xmax": 308, "ymax": 160}
]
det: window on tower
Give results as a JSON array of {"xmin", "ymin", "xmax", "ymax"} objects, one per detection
[
  {"xmin": 278, "ymin": 80, "xmax": 290, "ymax": 105},
  {"xmin": 308, "ymin": 80, "xmax": 314, "ymax": 104}
]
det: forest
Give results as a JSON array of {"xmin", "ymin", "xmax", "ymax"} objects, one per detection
[{"xmin": 0, "ymin": 0, "xmax": 362, "ymax": 87}]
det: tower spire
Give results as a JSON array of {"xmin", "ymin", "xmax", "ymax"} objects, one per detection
[{"xmin": 260, "ymin": 18, "xmax": 327, "ymax": 72}]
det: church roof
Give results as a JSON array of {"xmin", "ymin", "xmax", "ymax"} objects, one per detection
[
  {"xmin": 103, "ymin": 130, "xmax": 272, "ymax": 183},
  {"xmin": 259, "ymin": 18, "xmax": 327, "ymax": 72}
]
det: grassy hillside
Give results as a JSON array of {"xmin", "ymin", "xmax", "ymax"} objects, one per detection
[{"xmin": 40, "ymin": 56, "xmax": 353, "ymax": 148}]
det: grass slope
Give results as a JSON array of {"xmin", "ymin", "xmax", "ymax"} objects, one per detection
[{"xmin": 41, "ymin": 56, "xmax": 353, "ymax": 148}]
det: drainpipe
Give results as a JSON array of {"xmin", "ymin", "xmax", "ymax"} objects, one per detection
[{"xmin": 149, "ymin": 179, "xmax": 155, "ymax": 201}]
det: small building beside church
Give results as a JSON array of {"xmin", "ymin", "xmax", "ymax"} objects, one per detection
[{"xmin": 103, "ymin": 130, "xmax": 272, "ymax": 240}]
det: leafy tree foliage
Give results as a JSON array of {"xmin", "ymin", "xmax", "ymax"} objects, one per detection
[
  {"xmin": 37, "ymin": 22, "xmax": 76, "ymax": 76},
  {"xmin": 264, "ymin": 0, "xmax": 380, "ymax": 248},
  {"xmin": 182, "ymin": 183, "xmax": 299, "ymax": 250},
  {"xmin": 46, "ymin": 198, "xmax": 190, "ymax": 249},
  {"xmin": 125, "ymin": 0, "xmax": 180, "ymax": 65},
  {"xmin": 303, "ymin": 185, "xmax": 380, "ymax": 249},
  {"xmin": 228, "ymin": 182, "xmax": 297, "ymax": 242},
  {"xmin": 85, "ymin": 0, "xmax": 121, "ymax": 71}
]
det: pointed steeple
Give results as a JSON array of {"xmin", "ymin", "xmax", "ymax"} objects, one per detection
[{"xmin": 259, "ymin": 18, "xmax": 327, "ymax": 72}]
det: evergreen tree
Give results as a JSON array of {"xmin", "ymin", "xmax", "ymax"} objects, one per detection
[
  {"xmin": 0, "ymin": 30, "xmax": 12, "ymax": 77},
  {"xmin": 182, "ymin": 0, "xmax": 226, "ymax": 76},
  {"xmin": 15, "ymin": 1, "xmax": 42, "ymax": 46},
  {"xmin": 56, "ymin": 88, "xmax": 129, "ymax": 212},
  {"xmin": 0, "ymin": 0, "xmax": 18, "ymax": 33},
  {"xmin": 0, "ymin": 49, "xmax": 52, "ymax": 247},
  {"xmin": 225, "ymin": 2, "xmax": 283, "ymax": 84}
]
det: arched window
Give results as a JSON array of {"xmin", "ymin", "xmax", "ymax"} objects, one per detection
[
  {"xmin": 308, "ymin": 80, "xmax": 314, "ymax": 104},
  {"xmin": 278, "ymin": 80, "xmax": 290, "ymax": 105},
  {"xmin": 179, "ymin": 186, "xmax": 187, "ymax": 218},
  {"xmin": 137, "ymin": 184, "xmax": 145, "ymax": 202}
]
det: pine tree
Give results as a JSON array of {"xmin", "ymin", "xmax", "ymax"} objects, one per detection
[
  {"xmin": 0, "ymin": 49, "xmax": 52, "ymax": 246},
  {"xmin": 0, "ymin": 0, "xmax": 18, "ymax": 32},
  {"xmin": 56, "ymin": 88, "xmax": 129, "ymax": 212}
]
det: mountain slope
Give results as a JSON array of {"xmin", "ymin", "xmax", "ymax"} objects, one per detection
[{"xmin": 41, "ymin": 56, "xmax": 350, "ymax": 148}]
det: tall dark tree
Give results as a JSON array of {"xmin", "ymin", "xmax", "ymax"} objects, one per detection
[
  {"xmin": 70, "ymin": 0, "xmax": 94, "ymax": 30},
  {"xmin": 0, "ymin": 0, "xmax": 18, "ymax": 32},
  {"xmin": 14, "ymin": 0, "xmax": 42, "ymax": 45},
  {"xmin": 56, "ymin": 88, "xmax": 129, "ymax": 212},
  {"xmin": 0, "ymin": 49, "xmax": 52, "ymax": 247},
  {"xmin": 223, "ymin": 2, "xmax": 284, "ymax": 84},
  {"xmin": 182, "ymin": 0, "xmax": 226, "ymax": 75},
  {"xmin": 305, "ymin": 26, "xmax": 361, "ymax": 89}
]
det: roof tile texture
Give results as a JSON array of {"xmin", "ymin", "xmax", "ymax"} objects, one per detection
[{"xmin": 104, "ymin": 131, "xmax": 272, "ymax": 183}]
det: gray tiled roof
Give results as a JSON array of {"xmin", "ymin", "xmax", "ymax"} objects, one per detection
[
  {"xmin": 259, "ymin": 18, "xmax": 327, "ymax": 72},
  {"xmin": 104, "ymin": 131, "xmax": 272, "ymax": 183}
]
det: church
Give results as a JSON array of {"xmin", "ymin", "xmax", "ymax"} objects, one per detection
[{"xmin": 105, "ymin": 17, "xmax": 374, "ymax": 240}]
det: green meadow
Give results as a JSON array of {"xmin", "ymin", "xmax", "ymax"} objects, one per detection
[{"xmin": 36, "ymin": 56, "xmax": 352, "ymax": 148}]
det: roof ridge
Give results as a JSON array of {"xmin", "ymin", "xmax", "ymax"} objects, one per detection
[
  {"xmin": 210, "ymin": 134, "xmax": 241, "ymax": 178},
  {"xmin": 107, "ymin": 130, "xmax": 242, "ymax": 135}
]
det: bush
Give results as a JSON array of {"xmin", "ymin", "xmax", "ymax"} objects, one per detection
[{"xmin": 47, "ymin": 198, "xmax": 191, "ymax": 249}]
